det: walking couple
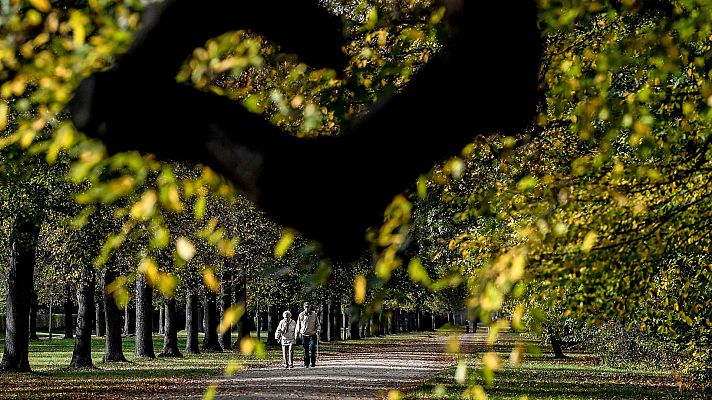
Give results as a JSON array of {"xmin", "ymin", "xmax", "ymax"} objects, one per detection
[{"xmin": 275, "ymin": 302, "xmax": 320, "ymax": 369}]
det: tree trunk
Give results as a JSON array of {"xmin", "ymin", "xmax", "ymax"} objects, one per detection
[
  {"xmin": 102, "ymin": 269, "xmax": 126, "ymax": 362},
  {"xmin": 332, "ymin": 302, "xmax": 341, "ymax": 341},
  {"xmin": 135, "ymin": 273, "xmax": 155, "ymax": 358},
  {"xmin": 159, "ymin": 298, "xmax": 182, "ymax": 357},
  {"xmin": 550, "ymin": 333, "xmax": 566, "ymax": 358},
  {"xmin": 158, "ymin": 305, "xmax": 165, "ymax": 335},
  {"xmin": 95, "ymin": 298, "xmax": 106, "ymax": 337},
  {"xmin": 349, "ymin": 307, "xmax": 360, "ymax": 340},
  {"xmin": 202, "ymin": 292, "xmax": 222, "ymax": 351},
  {"xmin": 1, "ymin": 211, "xmax": 42, "ymax": 372},
  {"xmin": 70, "ymin": 264, "xmax": 95, "ymax": 368},
  {"xmin": 124, "ymin": 306, "xmax": 136, "ymax": 335},
  {"xmin": 185, "ymin": 293, "xmax": 200, "ymax": 354},
  {"xmin": 64, "ymin": 284, "xmax": 74, "ymax": 339},
  {"xmin": 390, "ymin": 308, "xmax": 399, "ymax": 334},
  {"xmin": 29, "ymin": 287, "xmax": 39, "ymax": 340},
  {"xmin": 234, "ymin": 272, "xmax": 249, "ymax": 344},
  {"xmin": 320, "ymin": 303, "xmax": 329, "ymax": 342},
  {"xmin": 267, "ymin": 305, "xmax": 279, "ymax": 346},
  {"xmin": 219, "ymin": 269, "xmax": 232, "ymax": 350}
]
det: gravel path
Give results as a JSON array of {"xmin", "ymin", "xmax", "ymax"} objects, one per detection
[{"xmin": 155, "ymin": 332, "xmax": 480, "ymax": 400}]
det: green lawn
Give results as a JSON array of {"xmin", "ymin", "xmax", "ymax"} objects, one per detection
[
  {"xmin": 404, "ymin": 332, "xmax": 704, "ymax": 400},
  {"xmin": 0, "ymin": 331, "xmax": 281, "ymax": 399}
]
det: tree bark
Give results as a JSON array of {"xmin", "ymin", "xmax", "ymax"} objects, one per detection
[
  {"xmin": 185, "ymin": 293, "xmax": 200, "ymax": 354},
  {"xmin": 234, "ymin": 272, "xmax": 249, "ymax": 345},
  {"xmin": 64, "ymin": 284, "xmax": 74, "ymax": 339},
  {"xmin": 1, "ymin": 211, "xmax": 42, "ymax": 372},
  {"xmin": 124, "ymin": 306, "xmax": 136, "ymax": 335},
  {"xmin": 550, "ymin": 333, "xmax": 566, "ymax": 358},
  {"xmin": 349, "ymin": 307, "xmax": 360, "ymax": 340},
  {"xmin": 332, "ymin": 302, "xmax": 341, "ymax": 341},
  {"xmin": 159, "ymin": 298, "xmax": 182, "ymax": 357},
  {"xmin": 102, "ymin": 269, "xmax": 126, "ymax": 362},
  {"xmin": 320, "ymin": 302, "xmax": 329, "ymax": 342},
  {"xmin": 390, "ymin": 308, "xmax": 399, "ymax": 334},
  {"xmin": 219, "ymin": 269, "xmax": 232, "ymax": 350},
  {"xmin": 29, "ymin": 287, "xmax": 39, "ymax": 340},
  {"xmin": 267, "ymin": 305, "xmax": 279, "ymax": 346},
  {"xmin": 95, "ymin": 298, "xmax": 106, "ymax": 337},
  {"xmin": 135, "ymin": 273, "xmax": 155, "ymax": 358},
  {"xmin": 70, "ymin": 264, "xmax": 95, "ymax": 368},
  {"xmin": 158, "ymin": 305, "xmax": 165, "ymax": 335},
  {"xmin": 202, "ymin": 292, "xmax": 222, "ymax": 351}
]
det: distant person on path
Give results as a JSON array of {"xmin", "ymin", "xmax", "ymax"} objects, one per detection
[
  {"xmin": 276, "ymin": 310, "xmax": 297, "ymax": 368},
  {"xmin": 295, "ymin": 302, "xmax": 320, "ymax": 368},
  {"xmin": 465, "ymin": 320, "xmax": 470, "ymax": 334}
]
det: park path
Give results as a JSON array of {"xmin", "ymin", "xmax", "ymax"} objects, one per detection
[{"xmin": 154, "ymin": 331, "xmax": 484, "ymax": 400}]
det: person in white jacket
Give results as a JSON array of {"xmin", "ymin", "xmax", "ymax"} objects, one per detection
[{"xmin": 276, "ymin": 310, "xmax": 297, "ymax": 368}]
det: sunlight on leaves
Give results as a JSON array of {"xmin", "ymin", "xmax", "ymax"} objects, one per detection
[
  {"xmin": 581, "ymin": 231, "xmax": 598, "ymax": 253},
  {"xmin": 408, "ymin": 257, "xmax": 432, "ymax": 287},
  {"xmin": 29, "ymin": 0, "xmax": 51, "ymax": 12}
]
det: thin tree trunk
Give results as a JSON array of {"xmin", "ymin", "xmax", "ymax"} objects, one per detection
[
  {"xmin": 64, "ymin": 284, "xmax": 74, "ymax": 339},
  {"xmin": 332, "ymin": 302, "xmax": 341, "ymax": 341},
  {"xmin": 267, "ymin": 305, "xmax": 279, "ymax": 346},
  {"xmin": 391, "ymin": 308, "xmax": 399, "ymax": 334},
  {"xmin": 70, "ymin": 264, "xmax": 95, "ymax": 368},
  {"xmin": 124, "ymin": 306, "xmax": 136, "ymax": 335},
  {"xmin": 320, "ymin": 302, "xmax": 329, "ymax": 342},
  {"xmin": 159, "ymin": 298, "xmax": 182, "ymax": 357},
  {"xmin": 234, "ymin": 272, "xmax": 249, "ymax": 345},
  {"xmin": 1, "ymin": 212, "xmax": 42, "ymax": 372},
  {"xmin": 202, "ymin": 292, "xmax": 222, "ymax": 351},
  {"xmin": 95, "ymin": 298, "xmax": 106, "ymax": 337},
  {"xmin": 219, "ymin": 269, "xmax": 232, "ymax": 350},
  {"xmin": 349, "ymin": 306, "xmax": 360, "ymax": 340},
  {"xmin": 135, "ymin": 273, "xmax": 155, "ymax": 358},
  {"xmin": 103, "ymin": 269, "xmax": 127, "ymax": 362},
  {"xmin": 185, "ymin": 293, "xmax": 200, "ymax": 354},
  {"xmin": 158, "ymin": 305, "xmax": 165, "ymax": 335},
  {"xmin": 29, "ymin": 287, "xmax": 39, "ymax": 340}
]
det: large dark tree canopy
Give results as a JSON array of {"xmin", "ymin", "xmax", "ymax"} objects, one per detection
[{"xmin": 68, "ymin": 0, "xmax": 541, "ymax": 258}]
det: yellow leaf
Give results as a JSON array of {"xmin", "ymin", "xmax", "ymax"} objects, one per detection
[
  {"xmin": 274, "ymin": 229, "xmax": 294, "ymax": 259},
  {"xmin": 446, "ymin": 335, "xmax": 460, "ymax": 353},
  {"xmin": 218, "ymin": 304, "xmax": 245, "ymax": 334},
  {"xmin": 203, "ymin": 268, "xmax": 220, "ymax": 292},
  {"xmin": 582, "ymin": 231, "xmax": 598, "ymax": 253},
  {"xmin": 483, "ymin": 352, "xmax": 502, "ymax": 371},
  {"xmin": 158, "ymin": 274, "xmax": 178, "ymax": 298},
  {"xmin": 29, "ymin": 0, "xmax": 51, "ymax": 12},
  {"xmin": 19, "ymin": 129, "xmax": 35, "ymax": 148},
  {"xmin": 387, "ymin": 390, "xmax": 402, "ymax": 400},
  {"xmin": 354, "ymin": 275, "xmax": 367, "ymax": 304},
  {"xmin": 408, "ymin": 258, "xmax": 431, "ymax": 287},
  {"xmin": 138, "ymin": 257, "xmax": 160, "ymax": 287},
  {"xmin": 509, "ymin": 342, "xmax": 525, "ymax": 367},
  {"xmin": 130, "ymin": 190, "xmax": 157, "ymax": 221},
  {"xmin": 0, "ymin": 101, "xmax": 8, "ymax": 131},
  {"xmin": 176, "ymin": 237, "xmax": 195, "ymax": 261},
  {"xmin": 454, "ymin": 360, "xmax": 467, "ymax": 384},
  {"xmin": 224, "ymin": 360, "xmax": 244, "ymax": 377},
  {"xmin": 240, "ymin": 337, "xmax": 256, "ymax": 355},
  {"xmin": 202, "ymin": 384, "xmax": 217, "ymax": 400}
]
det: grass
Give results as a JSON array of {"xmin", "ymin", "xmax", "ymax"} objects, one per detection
[
  {"xmin": 404, "ymin": 331, "xmax": 705, "ymax": 400},
  {"xmin": 0, "ymin": 330, "xmax": 282, "ymax": 399}
]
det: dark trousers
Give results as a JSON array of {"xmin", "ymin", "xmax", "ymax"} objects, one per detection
[{"xmin": 302, "ymin": 334, "xmax": 317, "ymax": 366}]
